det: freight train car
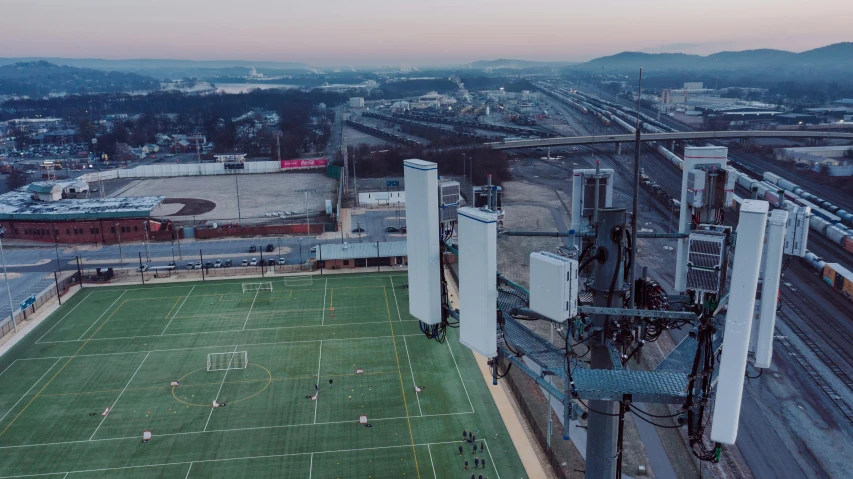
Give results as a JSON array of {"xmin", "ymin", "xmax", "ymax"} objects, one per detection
[{"xmin": 823, "ymin": 263, "xmax": 853, "ymax": 301}]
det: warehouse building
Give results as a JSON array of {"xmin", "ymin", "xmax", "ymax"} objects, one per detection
[{"xmin": 0, "ymin": 181, "xmax": 166, "ymax": 244}]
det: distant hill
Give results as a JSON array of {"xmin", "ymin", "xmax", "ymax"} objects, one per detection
[
  {"xmin": 469, "ymin": 59, "xmax": 576, "ymax": 69},
  {"xmin": 0, "ymin": 61, "xmax": 160, "ymax": 97},
  {"xmin": 0, "ymin": 58, "xmax": 312, "ymax": 80},
  {"xmin": 573, "ymin": 42, "xmax": 853, "ymax": 75}
]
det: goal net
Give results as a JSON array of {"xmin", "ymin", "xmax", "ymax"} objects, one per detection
[
  {"xmin": 242, "ymin": 282, "xmax": 273, "ymax": 293},
  {"xmin": 207, "ymin": 351, "xmax": 248, "ymax": 371},
  {"xmin": 284, "ymin": 276, "xmax": 313, "ymax": 286}
]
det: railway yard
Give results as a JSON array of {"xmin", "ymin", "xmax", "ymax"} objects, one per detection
[{"xmin": 340, "ymin": 81, "xmax": 853, "ymax": 478}]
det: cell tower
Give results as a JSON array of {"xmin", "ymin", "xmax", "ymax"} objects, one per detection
[{"xmin": 403, "ymin": 147, "xmax": 808, "ymax": 478}]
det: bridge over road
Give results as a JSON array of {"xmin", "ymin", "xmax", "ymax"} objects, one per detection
[{"xmin": 485, "ymin": 130, "xmax": 853, "ymax": 150}]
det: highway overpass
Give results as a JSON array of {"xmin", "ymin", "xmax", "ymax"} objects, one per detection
[{"xmin": 485, "ymin": 130, "xmax": 853, "ymax": 150}]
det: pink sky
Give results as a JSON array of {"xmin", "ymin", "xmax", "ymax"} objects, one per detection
[{"xmin": 1, "ymin": 0, "xmax": 851, "ymax": 65}]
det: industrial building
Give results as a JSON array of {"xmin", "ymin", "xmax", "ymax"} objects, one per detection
[
  {"xmin": 0, "ymin": 181, "xmax": 166, "ymax": 244},
  {"xmin": 349, "ymin": 97, "xmax": 365, "ymax": 108}
]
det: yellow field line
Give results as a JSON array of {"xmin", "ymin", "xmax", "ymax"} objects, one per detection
[
  {"xmin": 164, "ymin": 297, "xmax": 182, "ymax": 320},
  {"xmin": 0, "ymin": 300, "xmax": 127, "ymax": 439},
  {"xmin": 384, "ymin": 286, "xmax": 420, "ymax": 479},
  {"xmin": 32, "ymin": 370, "xmax": 399, "ymax": 399}
]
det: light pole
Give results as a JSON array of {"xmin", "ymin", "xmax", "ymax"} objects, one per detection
[
  {"xmin": 115, "ymin": 223, "xmax": 124, "ymax": 264},
  {"xmin": 298, "ymin": 238, "xmax": 303, "ymax": 265},
  {"xmin": 0, "ymin": 228, "xmax": 17, "ymax": 333},
  {"xmin": 52, "ymin": 221, "xmax": 61, "ymax": 273},
  {"xmin": 142, "ymin": 221, "xmax": 151, "ymax": 261}
]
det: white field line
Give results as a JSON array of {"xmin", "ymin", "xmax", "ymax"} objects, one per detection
[
  {"xmin": 308, "ymin": 453, "xmax": 313, "ymax": 479},
  {"xmin": 0, "ymin": 358, "xmax": 61, "ymax": 426},
  {"xmin": 389, "ymin": 276, "xmax": 403, "ymax": 321},
  {"xmin": 24, "ymin": 333, "xmax": 433, "ymax": 364},
  {"xmin": 203, "ymin": 345, "xmax": 239, "ymax": 431},
  {"xmin": 241, "ymin": 289, "xmax": 260, "ymax": 330},
  {"xmin": 0, "ymin": 440, "xmax": 474, "ymax": 478},
  {"xmin": 184, "ymin": 462, "xmax": 193, "ymax": 479},
  {"xmin": 37, "ymin": 318, "xmax": 417, "ymax": 345},
  {"xmin": 0, "ymin": 411, "xmax": 476, "ymax": 451},
  {"xmin": 77, "ymin": 290, "xmax": 127, "ymax": 340},
  {"xmin": 161, "ymin": 286, "xmax": 195, "ymax": 335},
  {"xmin": 313, "ymin": 341, "xmax": 322, "ymax": 424},
  {"xmin": 483, "ymin": 439, "xmax": 501, "ymax": 479},
  {"xmin": 89, "ymin": 351, "xmax": 151, "ymax": 440},
  {"xmin": 402, "ymin": 336, "xmax": 422, "ymax": 416},
  {"xmin": 35, "ymin": 292, "xmax": 93, "ymax": 343},
  {"xmin": 427, "ymin": 444, "xmax": 437, "ymax": 479},
  {"xmin": 446, "ymin": 338, "xmax": 475, "ymax": 413}
]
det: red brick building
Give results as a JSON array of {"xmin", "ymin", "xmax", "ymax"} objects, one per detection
[{"xmin": 0, "ymin": 181, "xmax": 165, "ymax": 244}]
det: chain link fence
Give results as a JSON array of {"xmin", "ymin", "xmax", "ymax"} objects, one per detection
[{"xmin": 0, "ymin": 271, "xmax": 81, "ymax": 343}]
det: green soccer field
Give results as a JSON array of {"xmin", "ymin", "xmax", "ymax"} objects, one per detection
[{"xmin": 0, "ymin": 273, "xmax": 527, "ymax": 478}]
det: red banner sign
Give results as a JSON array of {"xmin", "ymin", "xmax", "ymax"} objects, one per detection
[{"xmin": 280, "ymin": 158, "xmax": 328, "ymax": 169}]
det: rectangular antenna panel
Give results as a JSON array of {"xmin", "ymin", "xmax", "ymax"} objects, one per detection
[
  {"xmin": 687, "ymin": 170, "xmax": 707, "ymax": 208},
  {"xmin": 458, "ymin": 208, "xmax": 498, "ymax": 357},
  {"xmin": 755, "ymin": 209, "xmax": 787, "ymax": 368},
  {"xmin": 784, "ymin": 204, "xmax": 810, "ymax": 257},
  {"xmin": 404, "ymin": 159, "xmax": 441, "ymax": 325},
  {"xmin": 571, "ymin": 168, "xmax": 614, "ymax": 230},
  {"xmin": 685, "ymin": 231, "xmax": 726, "ymax": 294},
  {"xmin": 529, "ymin": 252, "xmax": 578, "ymax": 322},
  {"xmin": 438, "ymin": 179, "xmax": 461, "ymax": 223},
  {"xmin": 711, "ymin": 199, "xmax": 768, "ymax": 445},
  {"xmin": 723, "ymin": 167, "xmax": 738, "ymax": 208}
]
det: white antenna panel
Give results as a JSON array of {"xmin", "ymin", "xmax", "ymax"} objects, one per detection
[
  {"xmin": 755, "ymin": 209, "xmax": 787, "ymax": 369},
  {"xmin": 404, "ymin": 159, "xmax": 441, "ymax": 325},
  {"xmin": 458, "ymin": 208, "xmax": 498, "ymax": 357},
  {"xmin": 711, "ymin": 199, "xmax": 768, "ymax": 445}
]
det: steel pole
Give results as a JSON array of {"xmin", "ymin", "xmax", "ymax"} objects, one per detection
[
  {"xmin": 0, "ymin": 234, "xmax": 17, "ymax": 333},
  {"xmin": 54, "ymin": 270, "xmax": 62, "ymax": 305},
  {"xmin": 116, "ymin": 224, "xmax": 123, "ymax": 264},
  {"xmin": 585, "ymin": 208, "xmax": 626, "ymax": 479}
]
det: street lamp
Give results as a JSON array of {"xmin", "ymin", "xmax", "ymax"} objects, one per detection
[
  {"xmin": 298, "ymin": 238, "xmax": 303, "ymax": 265},
  {"xmin": 115, "ymin": 223, "xmax": 124, "ymax": 264},
  {"xmin": 0, "ymin": 228, "xmax": 17, "ymax": 333}
]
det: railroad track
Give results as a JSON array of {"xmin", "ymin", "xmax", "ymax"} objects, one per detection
[
  {"xmin": 779, "ymin": 283, "xmax": 853, "ymax": 372},
  {"xmin": 776, "ymin": 310, "xmax": 853, "ymax": 392},
  {"xmin": 773, "ymin": 330, "xmax": 853, "ymax": 425}
]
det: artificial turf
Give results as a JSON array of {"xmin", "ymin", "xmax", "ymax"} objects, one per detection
[{"xmin": 0, "ymin": 273, "xmax": 527, "ymax": 478}]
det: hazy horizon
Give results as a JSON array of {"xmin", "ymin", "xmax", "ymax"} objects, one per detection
[{"xmin": 1, "ymin": 0, "xmax": 851, "ymax": 66}]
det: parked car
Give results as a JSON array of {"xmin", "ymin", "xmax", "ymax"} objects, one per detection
[
  {"xmin": 266, "ymin": 244, "xmax": 275, "ymax": 252},
  {"xmin": 137, "ymin": 264, "xmax": 149, "ymax": 272},
  {"xmin": 249, "ymin": 258, "xmax": 259, "ymax": 266},
  {"xmin": 385, "ymin": 226, "xmax": 400, "ymax": 233},
  {"xmin": 224, "ymin": 259, "xmax": 232, "ymax": 267},
  {"xmin": 204, "ymin": 261, "xmax": 214, "ymax": 268},
  {"xmin": 352, "ymin": 227, "xmax": 365, "ymax": 233},
  {"xmin": 267, "ymin": 259, "xmax": 275, "ymax": 266},
  {"xmin": 214, "ymin": 260, "xmax": 222, "ymax": 268},
  {"xmin": 278, "ymin": 258, "xmax": 287, "ymax": 265},
  {"xmin": 168, "ymin": 261, "xmax": 176, "ymax": 267},
  {"xmin": 249, "ymin": 245, "xmax": 257, "ymax": 253},
  {"xmin": 241, "ymin": 259, "xmax": 249, "ymax": 266},
  {"xmin": 186, "ymin": 262, "xmax": 195, "ymax": 269},
  {"xmin": 194, "ymin": 261, "xmax": 202, "ymax": 269},
  {"xmin": 310, "ymin": 246, "xmax": 317, "ymax": 253}
]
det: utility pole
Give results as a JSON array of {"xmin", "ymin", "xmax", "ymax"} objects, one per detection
[
  {"xmin": 585, "ymin": 207, "xmax": 627, "ymax": 479},
  {"xmin": 235, "ymin": 172, "xmax": 242, "ymax": 226},
  {"xmin": 143, "ymin": 221, "xmax": 151, "ymax": 261},
  {"xmin": 115, "ymin": 223, "xmax": 123, "ymax": 264},
  {"xmin": 0, "ymin": 229, "xmax": 17, "ymax": 333},
  {"xmin": 629, "ymin": 67, "xmax": 642, "ymax": 309}
]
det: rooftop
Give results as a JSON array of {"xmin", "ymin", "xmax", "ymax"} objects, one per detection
[
  {"xmin": 316, "ymin": 241, "xmax": 406, "ymax": 261},
  {"xmin": 0, "ymin": 184, "xmax": 164, "ymax": 221}
]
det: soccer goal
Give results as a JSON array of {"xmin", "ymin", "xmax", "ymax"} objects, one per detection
[
  {"xmin": 207, "ymin": 351, "xmax": 248, "ymax": 371},
  {"xmin": 284, "ymin": 276, "xmax": 313, "ymax": 286},
  {"xmin": 242, "ymin": 282, "xmax": 273, "ymax": 293}
]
